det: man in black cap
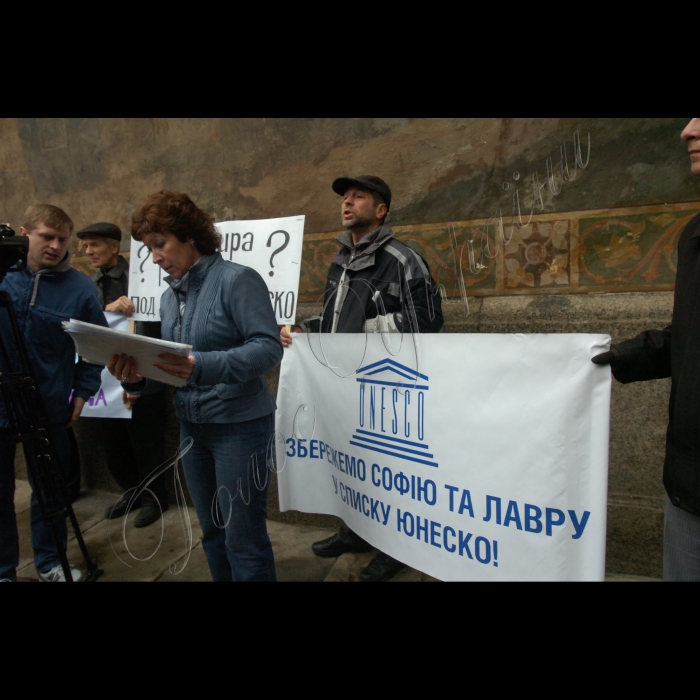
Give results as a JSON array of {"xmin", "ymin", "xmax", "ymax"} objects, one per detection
[
  {"xmin": 281, "ymin": 175, "xmax": 443, "ymax": 581},
  {"xmin": 76, "ymin": 223, "xmax": 169, "ymax": 528}
]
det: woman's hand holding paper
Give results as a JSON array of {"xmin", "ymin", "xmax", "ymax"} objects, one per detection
[
  {"xmin": 154, "ymin": 352, "xmax": 196, "ymax": 382},
  {"xmin": 108, "ymin": 353, "xmax": 144, "ymax": 384}
]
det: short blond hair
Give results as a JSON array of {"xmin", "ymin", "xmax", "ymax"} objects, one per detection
[{"xmin": 22, "ymin": 204, "xmax": 74, "ymax": 234}]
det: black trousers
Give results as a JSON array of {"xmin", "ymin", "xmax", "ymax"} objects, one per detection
[
  {"xmin": 339, "ymin": 522, "xmax": 368, "ymax": 546},
  {"xmin": 97, "ymin": 392, "xmax": 168, "ymax": 507}
]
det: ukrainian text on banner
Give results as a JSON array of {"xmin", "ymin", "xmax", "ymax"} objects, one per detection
[
  {"xmin": 128, "ymin": 216, "xmax": 305, "ymax": 323},
  {"xmin": 79, "ymin": 312, "xmax": 131, "ymax": 419},
  {"xmin": 276, "ymin": 333, "xmax": 612, "ymax": 581}
]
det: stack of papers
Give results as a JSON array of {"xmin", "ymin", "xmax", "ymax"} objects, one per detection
[{"xmin": 63, "ymin": 319, "xmax": 193, "ymax": 388}]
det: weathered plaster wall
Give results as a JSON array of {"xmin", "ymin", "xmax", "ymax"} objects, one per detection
[{"xmin": 2, "ymin": 118, "xmax": 695, "ymax": 238}]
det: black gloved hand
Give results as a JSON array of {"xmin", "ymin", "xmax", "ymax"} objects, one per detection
[{"xmin": 591, "ymin": 346, "xmax": 620, "ymax": 367}]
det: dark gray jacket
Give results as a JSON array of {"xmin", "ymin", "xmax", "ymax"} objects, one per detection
[
  {"xmin": 124, "ymin": 253, "xmax": 283, "ymax": 424},
  {"xmin": 91, "ymin": 255, "xmax": 129, "ymax": 308},
  {"xmin": 301, "ymin": 225, "xmax": 443, "ymax": 335}
]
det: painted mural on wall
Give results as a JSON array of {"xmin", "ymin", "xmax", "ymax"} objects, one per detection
[
  {"xmin": 295, "ymin": 201, "xmax": 700, "ymax": 303},
  {"xmin": 71, "ymin": 200, "xmax": 699, "ymax": 300}
]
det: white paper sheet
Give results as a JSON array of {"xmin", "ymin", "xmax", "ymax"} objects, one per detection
[
  {"xmin": 63, "ymin": 319, "xmax": 192, "ymax": 387},
  {"xmin": 79, "ymin": 313, "xmax": 132, "ymax": 418}
]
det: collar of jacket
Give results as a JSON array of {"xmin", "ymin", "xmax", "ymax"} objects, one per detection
[
  {"xmin": 91, "ymin": 254, "xmax": 128, "ymax": 283},
  {"xmin": 332, "ymin": 224, "xmax": 395, "ymax": 272},
  {"xmin": 164, "ymin": 252, "xmax": 221, "ymax": 299},
  {"xmin": 28, "ymin": 249, "xmax": 74, "ymax": 306}
]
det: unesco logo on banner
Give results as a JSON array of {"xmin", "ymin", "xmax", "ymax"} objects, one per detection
[{"xmin": 350, "ymin": 358, "xmax": 438, "ymax": 468}]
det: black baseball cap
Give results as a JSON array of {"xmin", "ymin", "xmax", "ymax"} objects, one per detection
[
  {"xmin": 332, "ymin": 175, "xmax": 391, "ymax": 211},
  {"xmin": 76, "ymin": 222, "xmax": 122, "ymax": 242}
]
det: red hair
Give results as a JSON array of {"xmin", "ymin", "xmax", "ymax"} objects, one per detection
[{"xmin": 131, "ymin": 191, "xmax": 220, "ymax": 255}]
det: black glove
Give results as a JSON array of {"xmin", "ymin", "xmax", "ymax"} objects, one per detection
[{"xmin": 591, "ymin": 345, "xmax": 620, "ymax": 367}]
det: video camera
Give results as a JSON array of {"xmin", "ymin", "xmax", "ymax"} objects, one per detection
[{"xmin": 0, "ymin": 223, "xmax": 28, "ymax": 283}]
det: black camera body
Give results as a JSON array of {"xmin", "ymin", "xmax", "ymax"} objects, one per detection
[{"xmin": 0, "ymin": 224, "xmax": 28, "ymax": 283}]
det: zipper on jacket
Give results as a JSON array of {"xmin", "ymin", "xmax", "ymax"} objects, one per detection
[
  {"xmin": 177, "ymin": 287, "xmax": 187, "ymax": 341},
  {"xmin": 331, "ymin": 253, "xmax": 354, "ymax": 334}
]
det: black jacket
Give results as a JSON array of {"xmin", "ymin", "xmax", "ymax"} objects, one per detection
[
  {"xmin": 91, "ymin": 254, "xmax": 129, "ymax": 308},
  {"xmin": 611, "ymin": 213, "xmax": 700, "ymax": 515},
  {"xmin": 301, "ymin": 225, "xmax": 443, "ymax": 334}
]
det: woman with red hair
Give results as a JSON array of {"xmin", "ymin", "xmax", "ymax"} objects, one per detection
[{"xmin": 108, "ymin": 191, "xmax": 283, "ymax": 582}]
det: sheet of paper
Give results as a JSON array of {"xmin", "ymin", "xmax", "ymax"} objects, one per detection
[
  {"xmin": 62, "ymin": 319, "xmax": 192, "ymax": 387},
  {"xmin": 78, "ymin": 313, "xmax": 132, "ymax": 418}
]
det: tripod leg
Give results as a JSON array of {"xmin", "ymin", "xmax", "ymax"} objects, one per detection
[
  {"xmin": 0, "ymin": 433, "xmax": 20, "ymax": 581},
  {"xmin": 25, "ymin": 439, "xmax": 73, "ymax": 581},
  {"xmin": 41, "ymin": 427, "xmax": 102, "ymax": 580},
  {"xmin": 28, "ymin": 430, "xmax": 102, "ymax": 582}
]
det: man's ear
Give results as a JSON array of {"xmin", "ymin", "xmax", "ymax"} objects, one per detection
[
  {"xmin": 19, "ymin": 226, "xmax": 29, "ymax": 236},
  {"xmin": 376, "ymin": 202, "xmax": 387, "ymax": 220}
]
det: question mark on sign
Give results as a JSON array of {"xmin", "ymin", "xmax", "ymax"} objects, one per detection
[
  {"xmin": 266, "ymin": 230, "xmax": 290, "ymax": 277},
  {"xmin": 138, "ymin": 244, "xmax": 151, "ymax": 281}
]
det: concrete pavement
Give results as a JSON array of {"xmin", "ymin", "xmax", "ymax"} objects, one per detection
[{"xmin": 11, "ymin": 481, "xmax": 659, "ymax": 582}]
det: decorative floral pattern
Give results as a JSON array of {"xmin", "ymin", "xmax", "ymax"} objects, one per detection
[
  {"xmin": 503, "ymin": 220, "xmax": 570, "ymax": 289},
  {"xmin": 579, "ymin": 210, "xmax": 693, "ymax": 288},
  {"xmin": 293, "ymin": 203, "xmax": 700, "ymax": 300}
]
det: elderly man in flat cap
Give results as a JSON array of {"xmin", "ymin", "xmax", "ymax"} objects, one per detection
[
  {"xmin": 280, "ymin": 175, "xmax": 444, "ymax": 581},
  {"xmin": 77, "ymin": 223, "xmax": 169, "ymax": 528},
  {"xmin": 79, "ymin": 222, "xmax": 135, "ymax": 317}
]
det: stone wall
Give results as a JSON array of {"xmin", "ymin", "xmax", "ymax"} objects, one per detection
[{"xmin": 3, "ymin": 117, "xmax": 696, "ymax": 578}]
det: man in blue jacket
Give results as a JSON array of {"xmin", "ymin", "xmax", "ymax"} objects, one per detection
[{"xmin": 0, "ymin": 204, "xmax": 107, "ymax": 582}]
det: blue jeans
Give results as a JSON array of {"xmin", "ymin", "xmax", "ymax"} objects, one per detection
[
  {"xmin": 0, "ymin": 426, "xmax": 69, "ymax": 579},
  {"xmin": 180, "ymin": 413, "xmax": 276, "ymax": 582}
]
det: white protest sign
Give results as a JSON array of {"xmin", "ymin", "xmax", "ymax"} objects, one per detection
[
  {"xmin": 276, "ymin": 333, "xmax": 612, "ymax": 581},
  {"xmin": 129, "ymin": 216, "xmax": 305, "ymax": 324},
  {"xmin": 79, "ymin": 313, "xmax": 131, "ymax": 419}
]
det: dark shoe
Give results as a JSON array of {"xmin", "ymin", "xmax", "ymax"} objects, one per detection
[
  {"xmin": 359, "ymin": 552, "xmax": 406, "ymax": 582},
  {"xmin": 105, "ymin": 495, "xmax": 141, "ymax": 520},
  {"xmin": 134, "ymin": 503, "xmax": 169, "ymax": 528},
  {"xmin": 311, "ymin": 532, "xmax": 374, "ymax": 557}
]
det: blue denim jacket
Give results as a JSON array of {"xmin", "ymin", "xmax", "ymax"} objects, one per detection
[
  {"xmin": 127, "ymin": 253, "xmax": 283, "ymax": 424},
  {"xmin": 0, "ymin": 253, "xmax": 107, "ymax": 427}
]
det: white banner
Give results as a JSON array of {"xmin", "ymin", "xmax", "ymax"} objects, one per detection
[
  {"xmin": 129, "ymin": 215, "xmax": 305, "ymax": 324},
  {"xmin": 276, "ymin": 333, "xmax": 612, "ymax": 581},
  {"xmin": 79, "ymin": 312, "xmax": 131, "ymax": 419}
]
